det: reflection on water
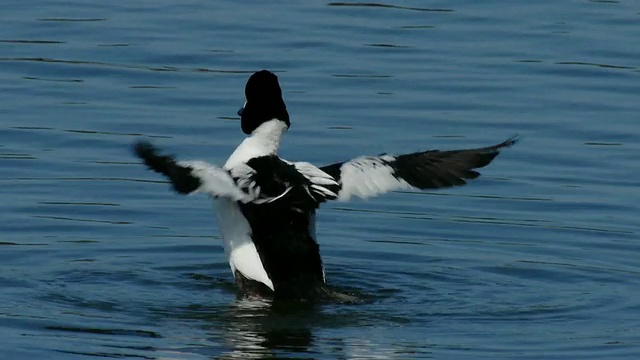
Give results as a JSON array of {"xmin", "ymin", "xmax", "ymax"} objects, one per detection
[
  {"xmin": 220, "ymin": 298, "xmax": 316, "ymax": 359},
  {"xmin": 187, "ymin": 296, "xmax": 414, "ymax": 359}
]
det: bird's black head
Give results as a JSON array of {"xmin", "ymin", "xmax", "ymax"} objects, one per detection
[{"xmin": 237, "ymin": 70, "xmax": 290, "ymax": 135}]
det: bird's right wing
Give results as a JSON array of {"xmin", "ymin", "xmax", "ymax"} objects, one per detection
[{"xmin": 133, "ymin": 141, "xmax": 256, "ymax": 202}]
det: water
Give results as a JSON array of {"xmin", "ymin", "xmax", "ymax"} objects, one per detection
[{"xmin": 1, "ymin": 1, "xmax": 639, "ymax": 358}]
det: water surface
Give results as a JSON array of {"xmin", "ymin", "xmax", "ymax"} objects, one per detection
[{"xmin": 1, "ymin": 1, "xmax": 639, "ymax": 359}]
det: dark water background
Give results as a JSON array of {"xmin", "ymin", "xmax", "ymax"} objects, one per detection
[{"xmin": 1, "ymin": 1, "xmax": 639, "ymax": 359}]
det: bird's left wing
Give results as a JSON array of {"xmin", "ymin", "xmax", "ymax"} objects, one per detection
[
  {"xmin": 319, "ymin": 136, "xmax": 518, "ymax": 201},
  {"xmin": 133, "ymin": 141, "xmax": 255, "ymax": 202}
]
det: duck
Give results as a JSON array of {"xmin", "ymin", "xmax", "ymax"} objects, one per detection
[{"xmin": 133, "ymin": 70, "xmax": 517, "ymax": 300}]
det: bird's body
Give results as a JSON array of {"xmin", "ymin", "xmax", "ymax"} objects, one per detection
[
  {"xmin": 216, "ymin": 118, "xmax": 331, "ymax": 298},
  {"xmin": 134, "ymin": 70, "xmax": 517, "ymax": 300}
]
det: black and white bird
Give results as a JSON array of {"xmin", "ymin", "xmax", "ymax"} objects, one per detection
[{"xmin": 134, "ymin": 70, "xmax": 517, "ymax": 300}]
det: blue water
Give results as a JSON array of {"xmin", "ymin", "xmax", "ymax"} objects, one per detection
[{"xmin": 2, "ymin": 1, "xmax": 639, "ymax": 359}]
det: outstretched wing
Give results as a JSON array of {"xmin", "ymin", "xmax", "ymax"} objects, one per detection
[
  {"xmin": 133, "ymin": 141, "xmax": 254, "ymax": 202},
  {"xmin": 320, "ymin": 136, "xmax": 518, "ymax": 201}
]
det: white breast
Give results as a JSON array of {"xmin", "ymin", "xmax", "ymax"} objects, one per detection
[{"xmin": 214, "ymin": 198, "xmax": 274, "ymax": 290}]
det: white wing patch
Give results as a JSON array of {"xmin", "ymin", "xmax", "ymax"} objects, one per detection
[
  {"xmin": 178, "ymin": 160, "xmax": 292, "ymax": 205},
  {"xmin": 177, "ymin": 160, "xmax": 256, "ymax": 202},
  {"xmin": 292, "ymin": 161, "xmax": 340, "ymax": 200},
  {"xmin": 294, "ymin": 162, "xmax": 339, "ymax": 186},
  {"xmin": 334, "ymin": 155, "xmax": 412, "ymax": 201}
]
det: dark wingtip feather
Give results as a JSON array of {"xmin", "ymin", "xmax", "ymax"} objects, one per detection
[
  {"xmin": 133, "ymin": 140, "xmax": 154, "ymax": 160},
  {"xmin": 470, "ymin": 135, "xmax": 519, "ymax": 169},
  {"xmin": 132, "ymin": 140, "xmax": 201, "ymax": 194},
  {"xmin": 393, "ymin": 136, "xmax": 518, "ymax": 190},
  {"xmin": 133, "ymin": 140, "xmax": 171, "ymax": 175},
  {"xmin": 493, "ymin": 135, "xmax": 519, "ymax": 151}
]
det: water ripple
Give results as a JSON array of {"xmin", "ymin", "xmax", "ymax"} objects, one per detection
[
  {"xmin": 0, "ymin": 57, "xmax": 254, "ymax": 74},
  {"xmin": 37, "ymin": 18, "xmax": 107, "ymax": 22},
  {"xmin": 327, "ymin": 2, "xmax": 453, "ymax": 12}
]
